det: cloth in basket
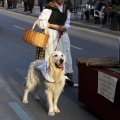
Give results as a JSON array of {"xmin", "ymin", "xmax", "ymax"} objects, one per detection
[{"xmin": 23, "ymin": 19, "xmax": 49, "ymax": 48}]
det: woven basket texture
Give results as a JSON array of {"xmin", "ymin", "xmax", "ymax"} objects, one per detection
[
  {"xmin": 23, "ymin": 19, "xmax": 49, "ymax": 48},
  {"xmin": 24, "ymin": 29, "xmax": 49, "ymax": 48},
  {"xmin": 77, "ymin": 57, "xmax": 119, "ymax": 68}
]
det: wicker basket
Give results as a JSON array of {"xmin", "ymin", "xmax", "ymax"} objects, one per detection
[
  {"xmin": 77, "ymin": 56, "xmax": 119, "ymax": 68},
  {"xmin": 23, "ymin": 19, "xmax": 49, "ymax": 48}
]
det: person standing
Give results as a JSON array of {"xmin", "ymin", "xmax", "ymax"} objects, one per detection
[
  {"xmin": 7, "ymin": 0, "xmax": 13, "ymax": 9},
  {"xmin": 22, "ymin": 0, "xmax": 28, "ymax": 12},
  {"xmin": 101, "ymin": 1, "xmax": 113, "ymax": 27},
  {"xmin": 28, "ymin": 0, "xmax": 34, "ymax": 13},
  {"xmin": 1, "ymin": 0, "xmax": 4, "ymax": 7},
  {"xmin": 39, "ymin": 0, "xmax": 43, "ymax": 12},
  {"xmin": 36, "ymin": 0, "xmax": 76, "ymax": 87},
  {"xmin": 13, "ymin": 0, "xmax": 17, "ymax": 8},
  {"xmin": 84, "ymin": 0, "xmax": 96, "ymax": 21}
]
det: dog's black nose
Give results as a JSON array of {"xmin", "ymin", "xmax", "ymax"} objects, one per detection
[{"xmin": 60, "ymin": 58, "xmax": 64, "ymax": 63}]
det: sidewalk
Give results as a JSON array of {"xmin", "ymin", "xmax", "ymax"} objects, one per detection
[{"xmin": 0, "ymin": 3, "xmax": 120, "ymax": 36}]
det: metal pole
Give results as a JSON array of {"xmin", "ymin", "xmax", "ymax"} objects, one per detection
[{"xmin": 118, "ymin": 37, "xmax": 120, "ymax": 65}]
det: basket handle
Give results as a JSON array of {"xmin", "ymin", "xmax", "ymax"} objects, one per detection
[{"xmin": 32, "ymin": 19, "xmax": 40, "ymax": 30}]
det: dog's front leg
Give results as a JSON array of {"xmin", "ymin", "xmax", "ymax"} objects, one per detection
[
  {"xmin": 46, "ymin": 90, "xmax": 55, "ymax": 116},
  {"xmin": 22, "ymin": 88, "xmax": 30, "ymax": 104},
  {"xmin": 53, "ymin": 92, "xmax": 61, "ymax": 113}
]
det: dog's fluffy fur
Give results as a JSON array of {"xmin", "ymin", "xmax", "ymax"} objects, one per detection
[{"xmin": 22, "ymin": 51, "xmax": 66, "ymax": 116}]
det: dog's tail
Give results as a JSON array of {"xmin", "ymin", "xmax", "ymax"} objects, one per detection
[{"xmin": 27, "ymin": 64, "xmax": 36, "ymax": 82}]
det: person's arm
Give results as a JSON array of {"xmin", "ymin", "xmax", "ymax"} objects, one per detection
[
  {"xmin": 37, "ymin": 9, "xmax": 52, "ymax": 29},
  {"xmin": 37, "ymin": 8, "xmax": 68, "ymax": 31},
  {"xmin": 64, "ymin": 10, "xmax": 70, "ymax": 30},
  {"xmin": 37, "ymin": 9, "xmax": 63, "ymax": 30}
]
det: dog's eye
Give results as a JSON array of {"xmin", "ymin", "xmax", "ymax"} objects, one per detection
[
  {"xmin": 61, "ymin": 55, "xmax": 63, "ymax": 57},
  {"xmin": 54, "ymin": 55, "xmax": 58, "ymax": 57}
]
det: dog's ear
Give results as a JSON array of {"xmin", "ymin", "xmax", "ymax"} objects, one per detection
[
  {"xmin": 49, "ymin": 55, "xmax": 54, "ymax": 67},
  {"xmin": 47, "ymin": 55, "xmax": 54, "ymax": 68}
]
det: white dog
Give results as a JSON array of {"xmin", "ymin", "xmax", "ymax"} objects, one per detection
[{"xmin": 22, "ymin": 51, "xmax": 66, "ymax": 116}]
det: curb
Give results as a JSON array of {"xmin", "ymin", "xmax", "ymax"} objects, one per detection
[{"xmin": 70, "ymin": 21, "xmax": 120, "ymax": 36}]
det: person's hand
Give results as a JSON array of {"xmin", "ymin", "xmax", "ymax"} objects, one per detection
[
  {"xmin": 48, "ymin": 23, "xmax": 66, "ymax": 31},
  {"xmin": 60, "ymin": 26, "xmax": 66, "ymax": 32}
]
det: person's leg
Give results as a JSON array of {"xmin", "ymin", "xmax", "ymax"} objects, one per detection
[
  {"xmin": 90, "ymin": 9, "xmax": 94, "ymax": 18},
  {"xmin": 36, "ymin": 47, "xmax": 45, "ymax": 60},
  {"xmin": 24, "ymin": 2, "xmax": 28, "ymax": 11},
  {"xmin": 1, "ymin": 0, "xmax": 4, "ymax": 7},
  {"xmin": 57, "ymin": 33, "xmax": 78, "ymax": 87},
  {"xmin": 40, "ymin": 5, "xmax": 43, "ymax": 12},
  {"xmin": 10, "ymin": 1, "xmax": 12, "ymax": 8},
  {"xmin": 29, "ymin": 4, "xmax": 33, "ymax": 13},
  {"xmin": 102, "ymin": 13, "xmax": 107, "ymax": 27},
  {"xmin": 13, "ymin": 0, "xmax": 17, "ymax": 8},
  {"xmin": 85, "ymin": 10, "xmax": 89, "ymax": 20},
  {"xmin": 8, "ymin": 1, "xmax": 10, "ymax": 8}
]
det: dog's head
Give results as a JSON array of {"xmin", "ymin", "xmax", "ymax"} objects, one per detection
[{"xmin": 47, "ymin": 51, "xmax": 66, "ymax": 70}]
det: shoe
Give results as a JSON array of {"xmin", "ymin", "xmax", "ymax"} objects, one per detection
[
  {"xmin": 73, "ymin": 84, "xmax": 78, "ymax": 87},
  {"xmin": 65, "ymin": 73, "xmax": 74, "ymax": 86},
  {"xmin": 65, "ymin": 73, "xmax": 73, "ymax": 81},
  {"xmin": 65, "ymin": 73, "xmax": 78, "ymax": 87},
  {"xmin": 23, "ymin": 10, "xmax": 27, "ymax": 12},
  {"xmin": 65, "ymin": 79, "xmax": 78, "ymax": 87},
  {"xmin": 65, "ymin": 79, "xmax": 74, "ymax": 86}
]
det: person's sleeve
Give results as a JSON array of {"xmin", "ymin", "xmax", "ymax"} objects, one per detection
[
  {"xmin": 64, "ymin": 10, "xmax": 71, "ymax": 29},
  {"xmin": 37, "ymin": 9, "xmax": 52, "ymax": 29}
]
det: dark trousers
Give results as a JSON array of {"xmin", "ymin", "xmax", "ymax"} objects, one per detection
[
  {"xmin": 85, "ymin": 9, "xmax": 89, "ymax": 20},
  {"xmin": 13, "ymin": 0, "xmax": 17, "ymax": 8},
  {"xmin": 40, "ymin": 5, "xmax": 43, "ymax": 12},
  {"xmin": 1, "ymin": 0, "xmax": 4, "ymax": 7},
  {"xmin": 8, "ymin": 1, "xmax": 12, "ymax": 8},
  {"xmin": 28, "ymin": 4, "xmax": 33, "ymax": 13},
  {"xmin": 85, "ymin": 9, "xmax": 94, "ymax": 20},
  {"xmin": 102, "ymin": 12, "xmax": 107, "ymax": 25},
  {"xmin": 24, "ymin": 2, "xmax": 28, "ymax": 11}
]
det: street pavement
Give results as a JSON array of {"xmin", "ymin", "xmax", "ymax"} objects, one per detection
[{"xmin": 0, "ymin": 3, "xmax": 120, "ymax": 36}]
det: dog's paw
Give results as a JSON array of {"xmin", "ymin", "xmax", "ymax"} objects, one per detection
[
  {"xmin": 54, "ymin": 108, "xmax": 60, "ymax": 113},
  {"xmin": 22, "ymin": 100, "xmax": 28, "ymax": 104},
  {"xmin": 48, "ymin": 111, "xmax": 55, "ymax": 116}
]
